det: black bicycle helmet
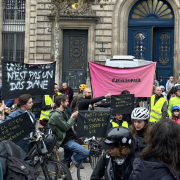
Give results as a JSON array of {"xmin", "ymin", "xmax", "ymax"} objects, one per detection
[
  {"xmin": 42, "ymin": 134, "xmax": 57, "ymax": 154},
  {"xmin": 100, "ymin": 127, "xmax": 132, "ymax": 149}
]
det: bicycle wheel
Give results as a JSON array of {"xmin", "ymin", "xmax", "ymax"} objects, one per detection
[
  {"xmin": 35, "ymin": 158, "xmax": 72, "ymax": 180},
  {"xmin": 90, "ymin": 148, "xmax": 102, "ymax": 167},
  {"xmin": 77, "ymin": 152, "xmax": 101, "ymax": 180}
]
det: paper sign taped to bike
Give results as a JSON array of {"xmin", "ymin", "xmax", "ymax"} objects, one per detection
[
  {"xmin": 0, "ymin": 113, "xmax": 35, "ymax": 143},
  {"xmin": 30, "ymin": 100, "xmax": 42, "ymax": 119},
  {"xmin": 77, "ymin": 110, "xmax": 110, "ymax": 138},
  {"xmin": 111, "ymin": 94, "xmax": 134, "ymax": 115}
]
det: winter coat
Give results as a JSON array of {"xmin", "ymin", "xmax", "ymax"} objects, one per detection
[
  {"xmin": 133, "ymin": 158, "xmax": 180, "ymax": 180},
  {"xmin": 91, "ymin": 138, "xmax": 136, "ymax": 180},
  {"xmin": 49, "ymin": 108, "xmax": 75, "ymax": 148},
  {"xmin": 134, "ymin": 136, "xmax": 145, "ymax": 158},
  {"xmin": 90, "ymin": 151, "xmax": 134, "ymax": 180}
]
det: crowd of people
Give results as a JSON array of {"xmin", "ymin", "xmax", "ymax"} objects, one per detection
[{"xmin": 0, "ymin": 75, "xmax": 180, "ymax": 179}]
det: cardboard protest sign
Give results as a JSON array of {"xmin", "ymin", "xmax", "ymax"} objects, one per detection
[
  {"xmin": 0, "ymin": 113, "xmax": 35, "ymax": 143},
  {"xmin": 1, "ymin": 60, "xmax": 56, "ymax": 100},
  {"xmin": 77, "ymin": 110, "xmax": 110, "ymax": 138},
  {"xmin": 30, "ymin": 100, "xmax": 42, "ymax": 119},
  {"xmin": 111, "ymin": 94, "xmax": 134, "ymax": 115}
]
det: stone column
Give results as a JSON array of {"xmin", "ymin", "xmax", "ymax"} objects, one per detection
[
  {"xmin": 0, "ymin": 0, "xmax": 3, "ymax": 58},
  {"xmin": 24, "ymin": 0, "xmax": 31, "ymax": 63},
  {"xmin": 54, "ymin": 22, "xmax": 60, "ymax": 86}
]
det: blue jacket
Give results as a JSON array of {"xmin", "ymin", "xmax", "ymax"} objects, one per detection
[
  {"xmin": 3, "ymin": 108, "xmax": 35, "ymax": 153},
  {"xmin": 0, "ymin": 86, "xmax": 14, "ymax": 107}
]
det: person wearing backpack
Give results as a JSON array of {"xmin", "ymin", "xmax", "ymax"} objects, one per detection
[
  {"xmin": 2, "ymin": 94, "xmax": 35, "ymax": 153},
  {"xmin": 0, "ymin": 140, "xmax": 36, "ymax": 180},
  {"xmin": 133, "ymin": 119, "xmax": 180, "ymax": 180}
]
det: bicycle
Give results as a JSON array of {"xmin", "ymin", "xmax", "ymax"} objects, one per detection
[
  {"xmin": 49, "ymin": 136, "xmax": 103, "ymax": 180},
  {"xmin": 77, "ymin": 137, "xmax": 103, "ymax": 180},
  {"xmin": 24, "ymin": 132, "xmax": 72, "ymax": 180}
]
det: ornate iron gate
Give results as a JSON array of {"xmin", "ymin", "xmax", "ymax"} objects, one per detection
[{"xmin": 63, "ymin": 30, "xmax": 88, "ymax": 90}]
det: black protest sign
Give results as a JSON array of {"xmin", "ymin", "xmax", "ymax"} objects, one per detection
[
  {"xmin": 111, "ymin": 94, "xmax": 134, "ymax": 115},
  {"xmin": 77, "ymin": 110, "xmax": 110, "ymax": 138},
  {"xmin": 0, "ymin": 113, "xmax": 35, "ymax": 143},
  {"xmin": 30, "ymin": 100, "xmax": 42, "ymax": 119},
  {"xmin": 1, "ymin": 60, "xmax": 56, "ymax": 100}
]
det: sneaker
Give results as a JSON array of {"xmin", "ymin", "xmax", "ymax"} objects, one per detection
[{"xmin": 75, "ymin": 164, "xmax": 84, "ymax": 169}]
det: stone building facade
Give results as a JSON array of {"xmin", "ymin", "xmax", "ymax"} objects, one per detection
[{"xmin": 1, "ymin": 0, "xmax": 180, "ymax": 89}]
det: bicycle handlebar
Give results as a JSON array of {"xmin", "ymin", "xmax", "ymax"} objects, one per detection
[
  {"xmin": 84, "ymin": 136, "xmax": 96, "ymax": 143},
  {"xmin": 23, "ymin": 137, "xmax": 36, "ymax": 141}
]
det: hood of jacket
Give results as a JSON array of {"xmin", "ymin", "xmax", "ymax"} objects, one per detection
[{"xmin": 133, "ymin": 158, "xmax": 180, "ymax": 180}]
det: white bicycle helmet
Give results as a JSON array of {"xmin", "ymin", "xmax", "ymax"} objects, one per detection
[
  {"xmin": 160, "ymin": 85, "xmax": 165, "ymax": 91},
  {"xmin": 131, "ymin": 107, "xmax": 150, "ymax": 120}
]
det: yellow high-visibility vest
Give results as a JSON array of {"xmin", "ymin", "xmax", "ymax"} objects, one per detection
[
  {"xmin": 150, "ymin": 95, "xmax": 167, "ymax": 123},
  {"xmin": 40, "ymin": 92, "xmax": 61, "ymax": 120},
  {"xmin": 112, "ymin": 121, "xmax": 129, "ymax": 128}
]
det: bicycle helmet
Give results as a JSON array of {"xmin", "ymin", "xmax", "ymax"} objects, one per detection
[
  {"xmin": 79, "ymin": 84, "xmax": 88, "ymax": 91},
  {"xmin": 172, "ymin": 106, "xmax": 180, "ymax": 112},
  {"xmin": 131, "ymin": 107, "xmax": 150, "ymax": 120},
  {"xmin": 100, "ymin": 127, "xmax": 132, "ymax": 149},
  {"xmin": 175, "ymin": 84, "xmax": 180, "ymax": 92},
  {"xmin": 42, "ymin": 134, "xmax": 57, "ymax": 154},
  {"xmin": 160, "ymin": 85, "xmax": 165, "ymax": 91}
]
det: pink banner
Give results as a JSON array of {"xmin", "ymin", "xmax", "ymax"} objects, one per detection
[{"xmin": 89, "ymin": 62, "xmax": 156, "ymax": 97}]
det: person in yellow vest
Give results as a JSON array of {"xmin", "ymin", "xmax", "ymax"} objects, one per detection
[
  {"xmin": 40, "ymin": 83, "xmax": 62, "ymax": 126},
  {"xmin": 150, "ymin": 86, "xmax": 168, "ymax": 123},
  {"xmin": 108, "ymin": 114, "xmax": 129, "ymax": 130}
]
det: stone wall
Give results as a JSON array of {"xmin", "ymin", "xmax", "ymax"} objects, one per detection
[
  {"xmin": 26, "ymin": 0, "xmax": 116, "ymax": 64},
  {"xmin": 92, "ymin": 0, "xmax": 116, "ymax": 64},
  {"xmin": 25, "ymin": 0, "xmax": 53, "ymax": 63}
]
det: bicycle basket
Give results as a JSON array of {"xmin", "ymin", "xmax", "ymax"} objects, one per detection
[{"xmin": 42, "ymin": 134, "xmax": 57, "ymax": 154}]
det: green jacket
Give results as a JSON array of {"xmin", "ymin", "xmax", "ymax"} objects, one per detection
[
  {"xmin": 49, "ymin": 108, "xmax": 75, "ymax": 148},
  {"xmin": 168, "ymin": 96, "xmax": 180, "ymax": 117}
]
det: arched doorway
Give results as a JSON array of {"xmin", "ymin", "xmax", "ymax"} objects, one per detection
[{"xmin": 128, "ymin": 0, "xmax": 174, "ymax": 86}]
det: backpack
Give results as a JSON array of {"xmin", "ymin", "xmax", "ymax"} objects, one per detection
[
  {"xmin": 6, "ymin": 156, "xmax": 37, "ymax": 180},
  {"xmin": 0, "ymin": 140, "xmax": 36, "ymax": 180}
]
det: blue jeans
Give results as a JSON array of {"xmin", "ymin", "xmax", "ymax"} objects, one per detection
[{"xmin": 61, "ymin": 140, "xmax": 90, "ymax": 164}]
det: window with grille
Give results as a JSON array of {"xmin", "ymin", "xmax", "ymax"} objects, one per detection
[
  {"xmin": 3, "ymin": 0, "xmax": 26, "ymax": 21},
  {"xmin": 2, "ymin": 33, "xmax": 25, "ymax": 62},
  {"xmin": 2, "ymin": 0, "xmax": 26, "ymax": 62}
]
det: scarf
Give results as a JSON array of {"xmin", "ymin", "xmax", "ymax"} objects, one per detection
[{"xmin": 62, "ymin": 87, "xmax": 69, "ymax": 105}]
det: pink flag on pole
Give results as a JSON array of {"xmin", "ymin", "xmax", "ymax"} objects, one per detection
[{"xmin": 89, "ymin": 62, "xmax": 156, "ymax": 97}]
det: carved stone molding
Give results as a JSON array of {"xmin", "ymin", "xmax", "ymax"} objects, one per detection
[{"xmin": 60, "ymin": 1, "xmax": 96, "ymax": 17}]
